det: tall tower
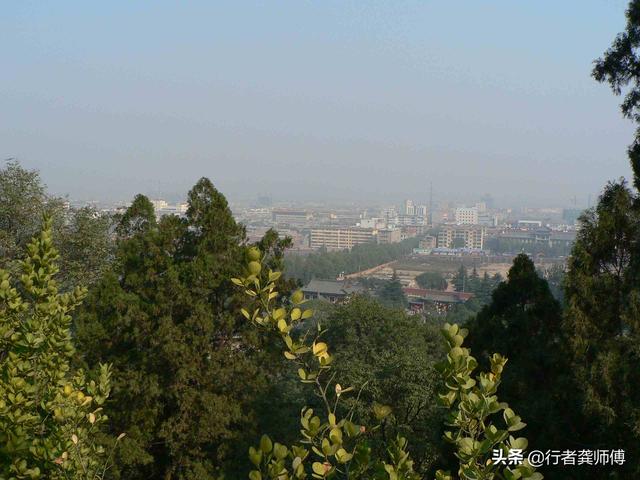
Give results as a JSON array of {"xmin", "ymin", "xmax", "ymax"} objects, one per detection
[{"xmin": 428, "ymin": 181, "xmax": 433, "ymax": 227}]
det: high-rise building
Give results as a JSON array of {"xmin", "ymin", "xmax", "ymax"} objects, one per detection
[
  {"xmin": 415, "ymin": 204, "xmax": 428, "ymax": 217},
  {"xmin": 404, "ymin": 199, "xmax": 415, "ymax": 216},
  {"xmin": 455, "ymin": 207, "xmax": 479, "ymax": 225}
]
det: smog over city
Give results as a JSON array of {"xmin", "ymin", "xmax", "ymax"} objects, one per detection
[
  {"xmin": 2, "ymin": 2, "xmax": 634, "ymax": 208},
  {"xmin": 2, "ymin": 2, "xmax": 640, "ymax": 479}
]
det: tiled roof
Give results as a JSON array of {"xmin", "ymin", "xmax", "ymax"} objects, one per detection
[{"xmin": 302, "ymin": 279, "xmax": 364, "ymax": 296}]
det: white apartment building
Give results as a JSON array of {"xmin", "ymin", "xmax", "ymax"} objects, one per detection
[
  {"xmin": 404, "ymin": 200, "xmax": 415, "ymax": 216},
  {"xmin": 310, "ymin": 227, "xmax": 376, "ymax": 251},
  {"xmin": 455, "ymin": 207, "xmax": 479, "ymax": 225},
  {"xmin": 437, "ymin": 225, "xmax": 485, "ymax": 250},
  {"xmin": 414, "ymin": 204, "xmax": 428, "ymax": 217}
]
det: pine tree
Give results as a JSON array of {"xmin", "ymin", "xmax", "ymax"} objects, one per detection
[
  {"xmin": 378, "ymin": 273, "xmax": 408, "ymax": 309},
  {"xmin": 593, "ymin": 0, "xmax": 640, "ymax": 191},
  {"xmin": 453, "ymin": 265, "xmax": 467, "ymax": 292},
  {"xmin": 467, "ymin": 267, "xmax": 480, "ymax": 295},
  {"xmin": 465, "ymin": 254, "xmax": 577, "ymax": 474},
  {"xmin": 74, "ymin": 179, "xmax": 286, "ymax": 479},
  {"xmin": 477, "ymin": 272, "xmax": 492, "ymax": 305},
  {"xmin": 564, "ymin": 181, "xmax": 640, "ymax": 477}
]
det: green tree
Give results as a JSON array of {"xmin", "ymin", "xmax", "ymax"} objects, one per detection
[
  {"xmin": 0, "ymin": 160, "xmax": 114, "ymax": 289},
  {"xmin": 593, "ymin": 0, "xmax": 640, "ymax": 190},
  {"xmin": 450, "ymin": 238, "xmax": 466, "ymax": 249},
  {"xmin": 452, "ymin": 265, "xmax": 467, "ymax": 293},
  {"xmin": 233, "ymin": 250, "xmax": 419, "ymax": 480},
  {"xmin": 56, "ymin": 207, "xmax": 114, "ymax": 291},
  {"xmin": 466, "ymin": 268, "xmax": 480, "ymax": 295},
  {"xmin": 0, "ymin": 217, "xmax": 115, "ymax": 479},
  {"xmin": 433, "ymin": 323, "xmax": 542, "ymax": 480},
  {"xmin": 415, "ymin": 271, "xmax": 448, "ymax": 291},
  {"xmin": 0, "ymin": 160, "xmax": 59, "ymax": 267},
  {"xmin": 321, "ymin": 296, "xmax": 446, "ymax": 476},
  {"xmin": 476, "ymin": 272, "xmax": 493, "ymax": 305},
  {"xmin": 114, "ymin": 194, "xmax": 156, "ymax": 239},
  {"xmin": 564, "ymin": 181, "xmax": 640, "ymax": 477},
  {"xmin": 74, "ymin": 179, "xmax": 269, "ymax": 479},
  {"xmin": 377, "ymin": 274, "xmax": 408, "ymax": 309},
  {"xmin": 465, "ymin": 254, "xmax": 578, "ymax": 477}
]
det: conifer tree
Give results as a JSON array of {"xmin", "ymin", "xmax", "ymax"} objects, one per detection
[
  {"xmin": 74, "ymin": 179, "xmax": 284, "ymax": 479},
  {"xmin": 453, "ymin": 265, "xmax": 467, "ymax": 293},
  {"xmin": 465, "ymin": 254, "xmax": 578, "ymax": 475},
  {"xmin": 378, "ymin": 273, "xmax": 408, "ymax": 309},
  {"xmin": 563, "ymin": 181, "xmax": 640, "ymax": 477}
]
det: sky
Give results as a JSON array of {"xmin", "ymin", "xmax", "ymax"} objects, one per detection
[{"xmin": 0, "ymin": 0, "xmax": 636, "ymax": 207}]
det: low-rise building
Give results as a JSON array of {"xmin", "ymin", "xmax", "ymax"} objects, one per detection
[
  {"xmin": 302, "ymin": 279, "xmax": 365, "ymax": 303},
  {"xmin": 273, "ymin": 209, "xmax": 312, "ymax": 227},
  {"xmin": 403, "ymin": 287, "xmax": 474, "ymax": 313},
  {"xmin": 377, "ymin": 228, "xmax": 402, "ymax": 244}
]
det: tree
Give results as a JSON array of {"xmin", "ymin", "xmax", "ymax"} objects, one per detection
[
  {"xmin": 0, "ymin": 160, "xmax": 59, "ymax": 268},
  {"xmin": 74, "ymin": 179, "xmax": 269, "ymax": 479},
  {"xmin": 233, "ymin": 251, "xmax": 419, "ymax": 480},
  {"xmin": 540, "ymin": 263, "xmax": 565, "ymax": 305},
  {"xmin": 0, "ymin": 160, "xmax": 115, "ymax": 289},
  {"xmin": 467, "ymin": 267, "xmax": 480, "ymax": 295},
  {"xmin": 0, "ymin": 217, "xmax": 115, "ymax": 479},
  {"xmin": 114, "ymin": 194, "xmax": 156, "ymax": 239},
  {"xmin": 465, "ymin": 254, "xmax": 579, "ymax": 477},
  {"xmin": 377, "ymin": 274, "xmax": 408, "ymax": 309},
  {"xmin": 593, "ymin": 0, "xmax": 640, "ymax": 190},
  {"xmin": 433, "ymin": 323, "xmax": 542, "ymax": 480},
  {"xmin": 415, "ymin": 271, "xmax": 447, "ymax": 290},
  {"xmin": 563, "ymin": 181, "xmax": 640, "ymax": 477},
  {"xmin": 321, "ymin": 296, "xmax": 446, "ymax": 476},
  {"xmin": 453, "ymin": 265, "xmax": 467, "ymax": 292},
  {"xmin": 56, "ymin": 207, "xmax": 114, "ymax": 291},
  {"xmin": 476, "ymin": 272, "xmax": 493, "ymax": 305},
  {"xmin": 451, "ymin": 238, "xmax": 466, "ymax": 249}
]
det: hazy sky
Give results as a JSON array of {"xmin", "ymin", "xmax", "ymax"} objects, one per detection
[{"xmin": 1, "ymin": 1, "xmax": 635, "ymax": 207}]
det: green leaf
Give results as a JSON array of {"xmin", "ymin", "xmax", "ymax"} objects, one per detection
[{"xmin": 259, "ymin": 434, "xmax": 273, "ymax": 454}]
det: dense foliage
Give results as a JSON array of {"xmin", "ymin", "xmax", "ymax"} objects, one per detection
[
  {"xmin": 285, "ymin": 238, "xmax": 420, "ymax": 284},
  {"xmin": 563, "ymin": 181, "xmax": 640, "ymax": 478},
  {"xmin": 466, "ymin": 255, "xmax": 581, "ymax": 477},
  {"xmin": 74, "ymin": 180, "xmax": 274, "ymax": 479},
  {"xmin": 0, "ymin": 218, "xmax": 115, "ymax": 479},
  {"xmin": 593, "ymin": 0, "xmax": 640, "ymax": 190},
  {"xmin": 321, "ymin": 297, "xmax": 445, "ymax": 476},
  {"xmin": 414, "ymin": 272, "xmax": 447, "ymax": 291},
  {"xmin": 0, "ymin": 160, "xmax": 114, "ymax": 289},
  {"xmin": 233, "ymin": 250, "xmax": 420, "ymax": 479},
  {"xmin": 434, "ymin": 323, "xmax": 541, "ymax": 480}
]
